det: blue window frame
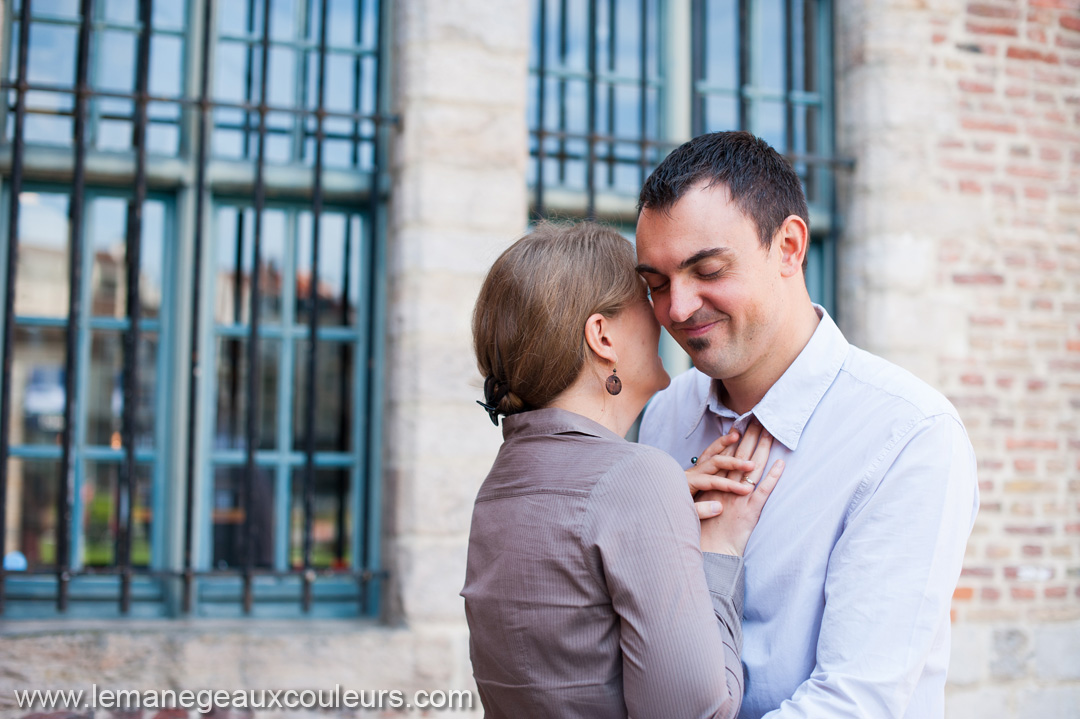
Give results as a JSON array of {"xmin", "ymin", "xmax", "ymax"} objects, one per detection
[{"xmin": 0, "ymin": 0, "xmax": 389, "ymax": 619}]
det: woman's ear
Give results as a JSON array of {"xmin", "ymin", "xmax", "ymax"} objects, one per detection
[{"xmin": 583, "ymin": 312, "xmax": 619, "ymax": 366}]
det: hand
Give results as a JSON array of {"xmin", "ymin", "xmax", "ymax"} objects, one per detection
[
  {"xmin": 698, "ymin": 422, "xmax": 784, "ymax": 555},
  {"xmin": 688, "ymin": 429, "xmax": 757, "ymax": 519}
]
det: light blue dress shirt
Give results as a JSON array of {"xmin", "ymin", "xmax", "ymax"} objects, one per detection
[{"xmin": 639, "ymin": 306, "xmax": 979, "ymax": 719}]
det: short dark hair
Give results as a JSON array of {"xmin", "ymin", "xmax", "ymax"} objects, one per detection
[{"xmin": 638, "ymin": 131, "xmax": 809, "ymax": 250}]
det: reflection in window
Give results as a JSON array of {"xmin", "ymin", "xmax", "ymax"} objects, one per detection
[
  {"xmin": 290, "ymin": 469, "xmax": 351, "ymax": 569},
  {"xmin": 207, "ymin": 203, "xmax": 368, "ymax": 576},
  {"xmin": 4, "ymin": 189, "xmax": 167, "ymax": 575},
  {"xmin": 212, "ymin": 465, "xmax": 274, "ymax": 570}
]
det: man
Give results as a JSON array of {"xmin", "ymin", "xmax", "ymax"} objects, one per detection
[{"xmin": 635, "ymin": 131, "xmax": 979, "ymax": 719}]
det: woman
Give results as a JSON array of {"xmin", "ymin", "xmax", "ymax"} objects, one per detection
[{"xmin": 462, "ymin": 222, "xmax": 783, "ymax": 719}]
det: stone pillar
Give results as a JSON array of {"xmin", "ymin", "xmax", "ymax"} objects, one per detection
[{"xmin": 384, "ymin": 0, "xmax": 531, "ymax": 688}]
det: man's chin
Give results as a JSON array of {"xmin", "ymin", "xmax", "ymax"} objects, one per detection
[{"xmin": 686, "ymin": 336, "xmax": 710, "ymax": 353}]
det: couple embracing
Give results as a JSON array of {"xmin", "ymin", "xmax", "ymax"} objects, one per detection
[{"xmin": 462, "ymin": 131, "xmax": 979, "ymax": 719}]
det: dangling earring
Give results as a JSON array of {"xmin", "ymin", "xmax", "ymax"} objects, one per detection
[{"xmin": 605, "ymin": 366, "xmax": 622, "ymax": 396}]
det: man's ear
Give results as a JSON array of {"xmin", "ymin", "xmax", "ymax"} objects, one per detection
[
  {"xmin": 583, "ymin": 312, "xmax": 619, "ymax": 365},
  {"xmin": 775, "ymin": 215, "xmax": 809, "ymax": 278}
]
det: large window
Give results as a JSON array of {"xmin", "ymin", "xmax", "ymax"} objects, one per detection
[
  {"xmin": 0, "ymin": 0, "xmax": 389, "ymax": 618},
  {"xmin": 529, "ymin": 0, "xmax": 842, "ymax": 313}
]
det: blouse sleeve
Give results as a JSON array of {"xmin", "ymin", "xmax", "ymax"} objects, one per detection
[{"xmin": 581, "ymin": 446, "xmax": 745, "ymax": 719}]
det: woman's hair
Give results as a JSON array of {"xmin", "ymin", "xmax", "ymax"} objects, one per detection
[{"xmin": 472, "ymin": 221, "xmax": 645, "ymax": 422}]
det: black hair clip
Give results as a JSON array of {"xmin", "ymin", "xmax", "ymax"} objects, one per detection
[
  {"xmin": 476, "ymin": 400, "xmax": 500, "ymax": 426},
  {"xmin": 478, "ymin": 376, "xmax": 509, "ymax": 426}
]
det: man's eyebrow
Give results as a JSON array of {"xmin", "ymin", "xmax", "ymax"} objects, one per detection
[{"xmin": 635, "ymin": 247, "xmax": 732, "ymax": 275}]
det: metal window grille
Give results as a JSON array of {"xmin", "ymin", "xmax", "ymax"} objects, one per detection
[
  {"xmin": 529, "ymin": 0, "xmax": 852, "ymax": 309},
  {"xmin": 0, "ymin": 0, "xmax": 392, "ymax": 617}
]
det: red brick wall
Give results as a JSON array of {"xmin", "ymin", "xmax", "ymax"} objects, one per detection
[{"xmin": 931, "ymin": 0, "xmax": 1079, "ymax": 623}]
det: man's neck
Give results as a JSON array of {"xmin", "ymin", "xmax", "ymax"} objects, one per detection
[{"xmin": 718, "ymin": 302, "xmax": 822, "ymax": 416}]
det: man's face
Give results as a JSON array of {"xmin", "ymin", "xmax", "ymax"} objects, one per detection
[{"xmin": 635, "ymin": 182, "xmax": 782, "ymax": 382}]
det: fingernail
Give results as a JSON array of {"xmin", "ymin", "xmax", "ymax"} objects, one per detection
[{"xmin": 709, "ymin": 501, "xmax": 722, "ymax": 514}]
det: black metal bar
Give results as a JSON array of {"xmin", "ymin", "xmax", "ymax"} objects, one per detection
[
  {"xmin": 784, "ymin": 0, "xmax": 794, "ymax": 154},
  {"xmin": 691, "ymin": 0, "xmax": 704, "ymax": 134},
  {"xmin": 116, "ymin": 0, "xmax": 152, "ymax": 615},
  {"xmin": 351, "ymin": 0, "xmax": 364, "ymax": 167},
  {"xmin": 242, "ymin": 0, "xmax": 257, "ymax": 158},
  {"xmin": 53, "ymin": 0, "xmax": 95, "ymax": 615},
  {"xmin": 335, "ymin": 219, "xmax": 352, "ymax": 565},
  {"xmin": 227, "ymin": 214, "xmax": 244, "ymax": 448},
  {"xmin": 556, "ymin": 0, "xmax": 568, "ymax": 184},
  {"xmin": 737, "ymin": 0, "xmax": 750, "ymax": 131},
  {"xmin": 0, "ymin": 0, "xmax": 34, "ymax": 617},
  {"xmin": 534, "ymin": 0, "xmax": 547, "ymax": 218},
  {"xmin": 638, "ymin": 0, "xmax": 648, "ymax": 186},
  {"xmin": 243, "ymin": 0, "xmax": 273, "ymax": 615},
  {"xmin": 301, "ymin": 0, "xmax": 330, "ymax": 614},
  {"xmin": 182, "ymin": 0, "xmax": 216, "ymax": 616},
  {"xmin": 604, "ymin": 0, "xmax": 616, "ymax": 187},
  {"xmin": 585, "ymin": 0, "xmax": 598, "ymax": 219}
]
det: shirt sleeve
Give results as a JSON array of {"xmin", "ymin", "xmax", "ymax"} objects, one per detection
[
  {"xmin": 763, "ymin": 414, "xmax": 979, "ymax": 719},
  {"xmin": 583, "ymin": 447, "xmax": 745, "ymax": 719}
]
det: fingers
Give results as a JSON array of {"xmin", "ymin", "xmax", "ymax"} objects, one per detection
[
  {"xmin": 741, "ymin": 430, "xmax": 774, "ymax": 486},
  {"xmin": 748, "ymin": 459, "xmax": 785, "ymax": 510},
  {"xmin": 733, "ymin": 422, "xmax": 762, "ymax": 462},
  {"xmin": 702, "ymin": 455, "xmax": 756, "ymax": 475},
  {"xmin": 688, "ymin": 474, "xmax": 755, "ymax": 496},
  {"xmin": 698, "ymin": 429, "xmax": 740, "ymax": 463},
  {"xmin": 724, "ymin": 421, "xmax": 762, "ymax": 480},
  {"xmin": 695, "ymin": 500, "xmax": 723, "ymax": 520}
]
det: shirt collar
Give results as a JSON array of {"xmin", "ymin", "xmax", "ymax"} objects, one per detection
[
  {"xmin": 682, "ymin": 305, "xmax": 849, "ymax": 451},
  {"xmin": 502, "ymin": 406, "xmax": 625, "ymax": 443}
]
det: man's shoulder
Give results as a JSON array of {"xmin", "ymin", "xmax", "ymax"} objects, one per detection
[{"xmin": 838, "ymin": 345, "xmax": 962, "ymax": 426}]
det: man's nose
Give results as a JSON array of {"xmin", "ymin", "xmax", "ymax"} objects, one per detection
[{"xmin": 667, "ymin": 280, "xmax": 702, "ymax": 324}]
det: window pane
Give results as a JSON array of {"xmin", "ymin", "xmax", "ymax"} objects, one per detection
[
  {"xmin": 149, "ymin": 34, "xmax": 184, "ymax": 98},
  {"xmin": 14, "ymin": 192, "xmax": 70, "ymax": 319},
  {"xmin": 104, "ymin": 0, "xmax": 137, "ymax": 25},
  {"xmin": 89, "ymin": 198, "xmax": 127, "ymax": 319},
  {"xmin": 292, "ymin": 340, "xmax": 353, "ymax": 453},
  {"xmin": 295, "ymin": 212, "xmax": 363, "ymax": 327},
  {"xmin": 214, "ymin": 337, "xmax": 280, "ymax": 451},
  {"xmin": 704, "ymin": 94, "xmax": 738, "ymax": 133},
  {"xmin": 85, "ymin": 331, "xmax": 157, "ymax": 449},
  {"xmin": 4, "ymin": 458, "xmax": 60, "ymax": 571},
  {"xmin": 704, "ymin": 0, "xmax": 738, "ymax": 91},
  {"xmin": 751, "ymin": 0, "xmax": 786, "ymax": 91},
  {"xmin": 214, "ymin": 207, "xmax": 287, "ymax": 326},
  {"xmin": 25, "ymin": 22, "xmax": 78, "ymax": 86},
  {"xmin": 212, "ymin": 466, "xmax": 275, "ymax": 570},
  {"xmin": 22, "ymin": 92, "xmax": 74, "ymax": 146},
  {"xmin": 97, "ymin": 30, "xmax": 137, "ymax": 94},
  {"xmin": 16, "ymin": 0, "xmax": 80, "ymax": 18},
  {"xmin": 290, "ymin": 468, "xmax": 351, "ymax": 569},
  {"xmin": 11, "ymin": 326, "xmax": 67, "ymax": 446},
  {"xmin": 81, "ymin": 462, "xmax": 153, "ymax": 568},
  {"xmin": 750, "ymin": 99, "xmax": 785, "ymax": 153}
]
